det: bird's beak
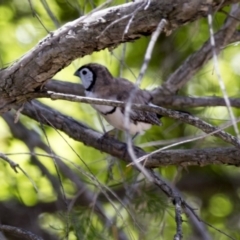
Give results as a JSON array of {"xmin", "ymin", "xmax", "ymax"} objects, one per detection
[{"xmin": 73, "ymin": 70, "xmax": 78, "ymax": 77}]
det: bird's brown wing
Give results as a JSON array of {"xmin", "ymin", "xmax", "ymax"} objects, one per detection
[{"xmin": 115, "ymin": 78, "xmax": 161, "ymax": 126}]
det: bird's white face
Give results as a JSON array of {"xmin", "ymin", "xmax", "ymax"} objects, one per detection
[{"xmin": 76, "ymin": 67, "xmax": 95, "ymax": 91}]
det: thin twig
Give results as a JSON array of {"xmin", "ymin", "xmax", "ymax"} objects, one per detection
[
  {"xmin": 123, "ymin": 1, "xmax": 148, "ymax": 36},
  {"xmin": 135, "ymin": 169, "xmax": 184, "ymax": 240},
  {"xmin": 0, "ymin": 152, "xmax": 38, "ymax": 192},
  {"xmin": 136, "ymin": 19, "xmax": 167, "ymax": 86},
  {"xmin": 123, "ymin": 18, "xmax": 169, "ymax": 183},
  {"xmin": 208, "ymin": 4, "xmax": 240, "ymax": 138},
  {"xmin": 40, "ymin": 0, "xmax": 60, "ymax": 28},
  {"xmin": 174, "ymin": 197, "xmax": 183, "ymax": 240},
  {"xmin": 183, "ymin": 202, "xmax": 235, "ymax": 240},
  {"xmin": 32, "ymin": 103, "xmax": 68, "ymax": 203},
  {"xmin": 27, "ymin": 0, "xmax": 49, "ymax": 33},
  {"xmin": 0, "ymin": 152, "xmax": 19, "ymax": 173}
]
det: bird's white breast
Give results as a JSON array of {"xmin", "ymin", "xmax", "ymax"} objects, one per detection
[
  {"xmin": 85, "ymin": 91, "xmax": 151, "ymax": 135},
  {"xmin": 104, "ymin": 107, "xmax": 151, "ymax": 135},
  {"xmin": 86, "ymin": 91, "xmax": 114, "ymax": 113}
]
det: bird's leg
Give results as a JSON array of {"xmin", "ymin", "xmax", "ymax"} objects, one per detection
[
  {"xmin": 102, "ymin": 128, "xmax": 118, "ymax": 138},
  {"xmin": 97, "ymin": 128, "xmax": 119, "ymax": 152}
]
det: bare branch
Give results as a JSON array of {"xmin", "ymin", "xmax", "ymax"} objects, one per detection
[
  {"xmin": 153, "ymin": 7, "xmax": 240, "ymax": 96},
  {"xmin": 46, "ymin": 79, "xmax": 85, "ymax": 96},
  {"xmin": 153, "ymin": 95, "xmax": 240, "ymax": 108},
  {"xmin": 0, "ymin": 224, "xmax": 43, "ymax": 240},
  {"xmin": 144, "ymin": 147, "xmax": 240, "ymax": 168}
]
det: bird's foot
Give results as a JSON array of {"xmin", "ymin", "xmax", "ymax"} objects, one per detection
[
  {"xmin": 102, "ymin": 129, "xmax": 118, "ymax": 139},
  {"xmin": 97, "ymin": 129, "xmax": 118, "ymax": 151}
]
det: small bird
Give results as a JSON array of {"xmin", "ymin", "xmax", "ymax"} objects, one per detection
[{"xmin": 74, "ymin": 63, "xmax": 161, "ymax": 135}]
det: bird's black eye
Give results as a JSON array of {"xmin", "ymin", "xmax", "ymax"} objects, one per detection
[{"xmin": 82, "ymin": 70, "xmax": 87, "ymax": 75}]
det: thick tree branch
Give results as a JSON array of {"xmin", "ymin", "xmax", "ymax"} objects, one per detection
[
  {"xmin": 0, "ymin": 224, "xmax": 43, "ymax": 240},
  {"xmin": 46, "ymin": 79, "xmax": 85, "ymax": 96},
  {"xmin": 45, "ymin": 80, "xmax": 240, "ymax": 108},
  {"xmin": 144, "ymin": 147, "xmax": 240, "ymax": 168},
  {"xmin": 0, "ymin": 0, "xmax": 239, "ymax": 114},
  {"xmin": 153, "ymin": 95, "xmax": 240, "ymax": 108},
  {"xmin": 21, "ymin": 100, "xmax": 144, "ymax": 163},
  {"xmin": 18, "ymin": 100, "xmax": 240, "ymax": 167}
]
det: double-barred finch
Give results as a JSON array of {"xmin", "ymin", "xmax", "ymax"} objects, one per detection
[{"xmin": 74, "ymin": 63, "xmax": 161, "ymax": 135}]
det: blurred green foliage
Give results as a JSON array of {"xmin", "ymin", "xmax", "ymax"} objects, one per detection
[{"xmin": 1, "ymin": 0, "xmax": 240, "ymax": 239}]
